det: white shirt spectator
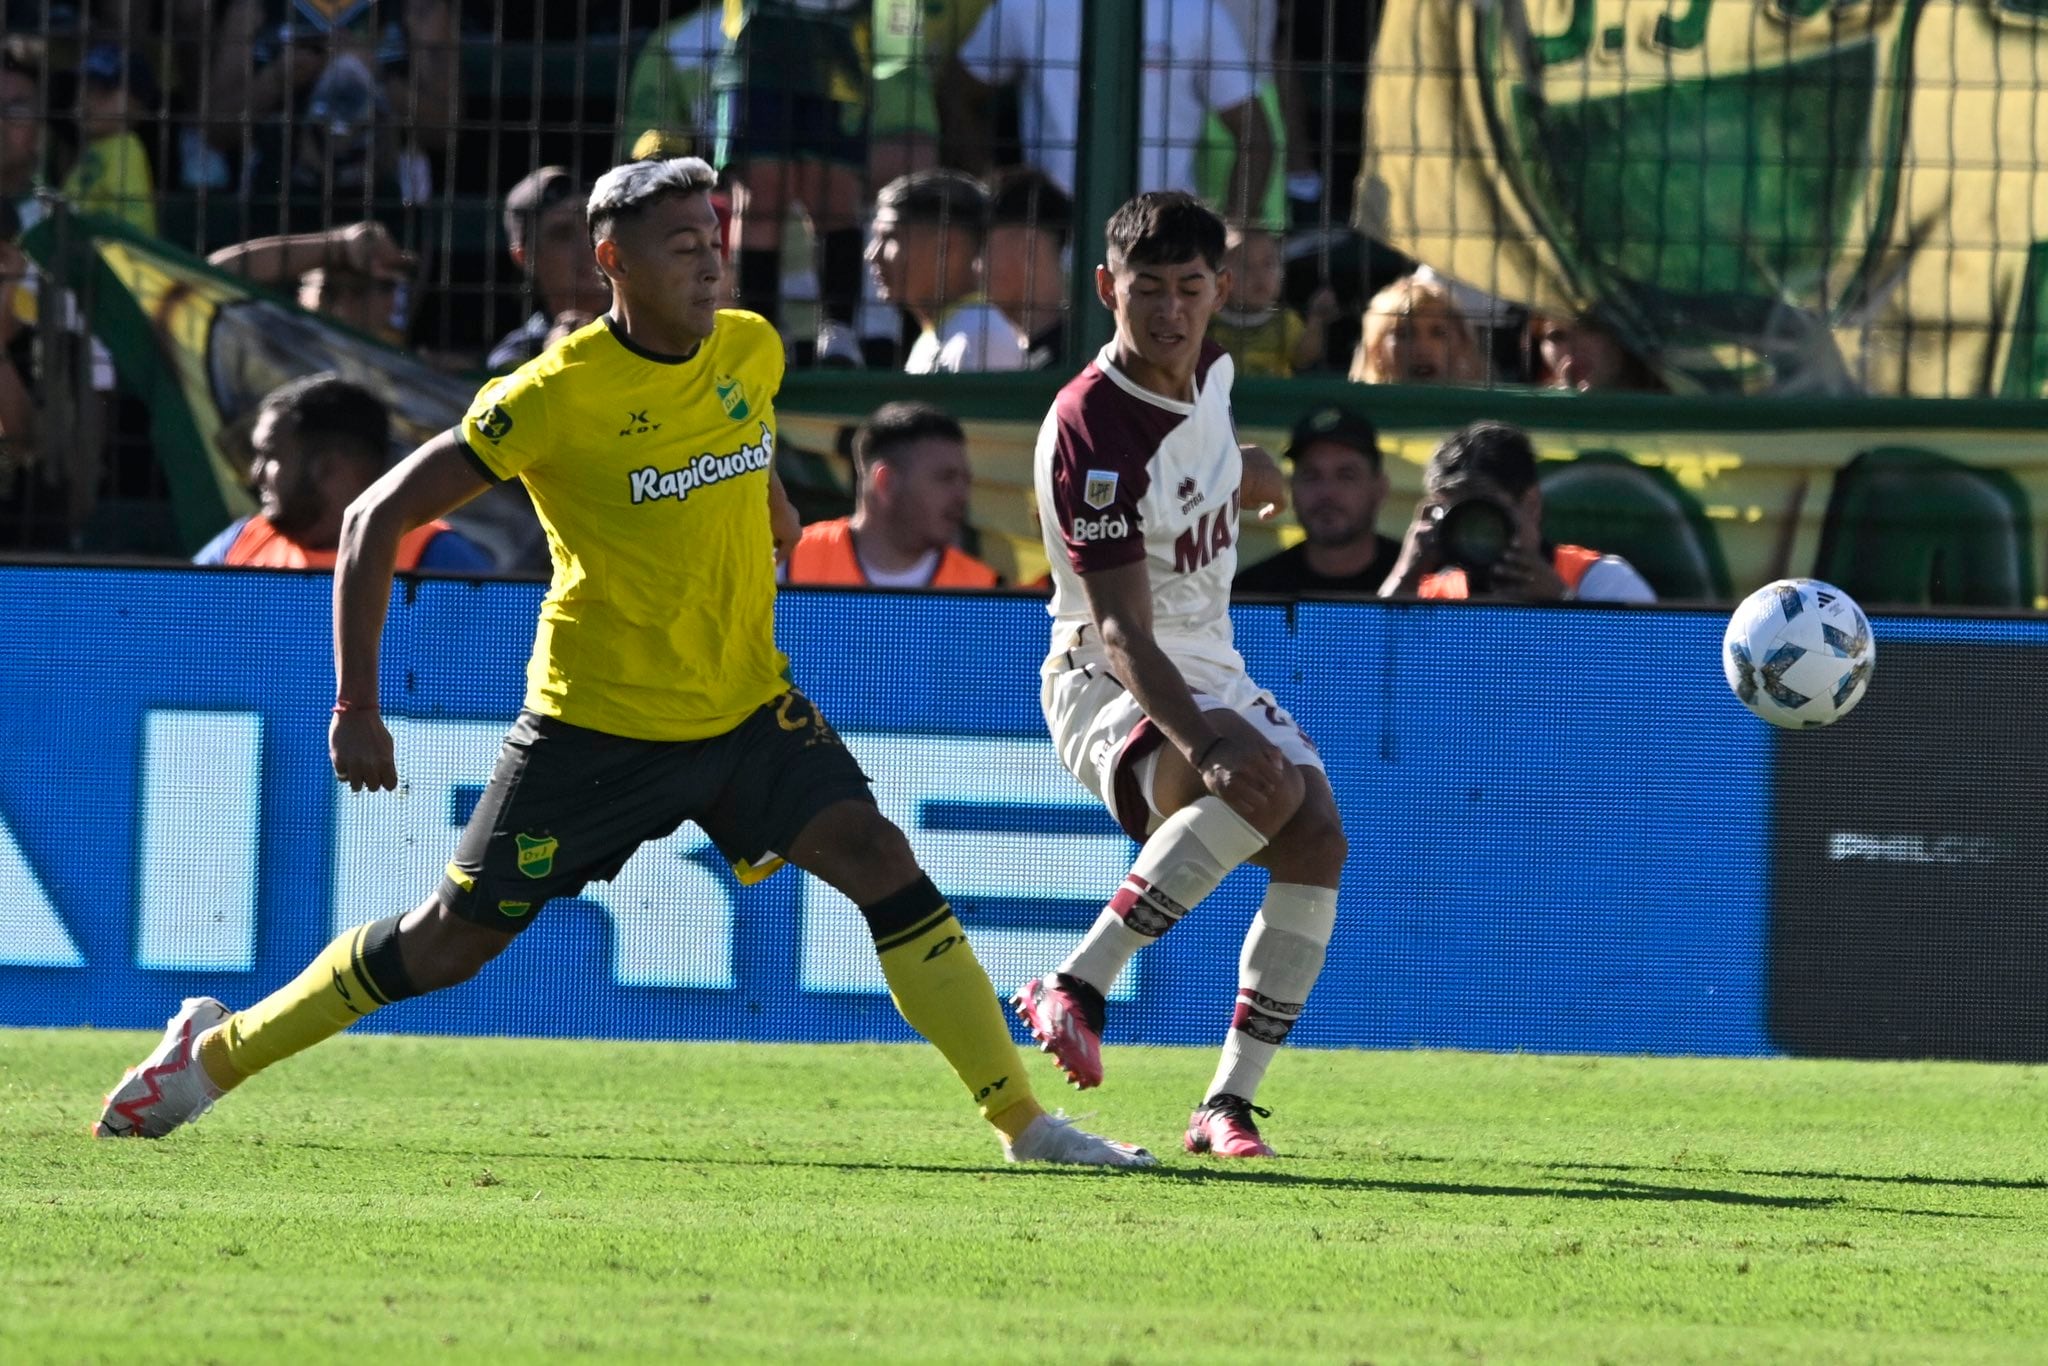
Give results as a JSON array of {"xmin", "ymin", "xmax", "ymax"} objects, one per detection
[
  {"xmin": 958, "ymin": 0, "xmax": 1259, "ymax": 199},
  {"xmin": 906, "ymin": 299, "xmax": 1030, "ymax": 374}
]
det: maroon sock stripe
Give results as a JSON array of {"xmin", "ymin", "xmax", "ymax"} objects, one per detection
[
  {"xmin": 1231, "ymin": 988, "xmax": 1306, "ymax": 1044},
  {"xmin": 1108, "ymin": 873, "xmax": 1189, "ymax": 939}
]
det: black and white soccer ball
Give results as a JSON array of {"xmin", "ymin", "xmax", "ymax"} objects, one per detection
[{"xmin": 1721, "ymin": 579, "xmax": 1875, "ymax": 729}]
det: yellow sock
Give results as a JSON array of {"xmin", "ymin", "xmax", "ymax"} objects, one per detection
[
  {"xmin": 870, "ymin": 891, "xmax": 1039, "ymax": 1125},
  {"xmin": 200, "ymin": 919, "xmax": 410, "ymax": 1090}
]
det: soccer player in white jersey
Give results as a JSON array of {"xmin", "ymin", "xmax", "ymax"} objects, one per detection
[{"xmin": 1015, "ymin": 191, "xmax": 1347, "ymax": 1158}]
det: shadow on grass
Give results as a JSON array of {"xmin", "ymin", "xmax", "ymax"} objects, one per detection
[
  {"xmin": 1544, "ymin": 1160, "xmax": 2048, "ymax": 1194},
  {"xmin": 258, "ymin": 1140, "xmax": 2009, "ymax": 1217}
]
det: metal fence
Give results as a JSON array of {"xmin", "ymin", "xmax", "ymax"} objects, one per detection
[{"xmin": 6, "ymin": 2, "xmax": 2048, "ymax": 559}]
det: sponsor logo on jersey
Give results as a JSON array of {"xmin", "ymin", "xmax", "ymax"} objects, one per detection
[
  {"xmin": 1083, "ymin": 469, "xmax": 1119, "ymax": 509},
  {"xmin": 1070, "ymin": 512, "xmax": 1131, "ymax": 542},
  {"xmin": 1172, "ymin": 505, "xmax": 1235, "ymax": 573},
  {"xmin": 628, "ymin": 422, "xmax": 775, "ymax": 505},
  {"xmin": 619, "ymin": 408, "xmax": 662, "ymax": 437},
  {"xmin": 715, "ymin": 375, "xmax": 750, "ymax": 421},
  {"xmin": 1176, "ymin": 475, "xmax": 1203, "ymax": 513}
]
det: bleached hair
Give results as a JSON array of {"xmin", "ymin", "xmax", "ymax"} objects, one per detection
[{"xmin": 585, "ymin": 157, "xmax": 718, "ymax": 247}]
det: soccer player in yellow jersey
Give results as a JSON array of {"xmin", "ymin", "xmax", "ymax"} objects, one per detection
[{"xmin": 94, "ymin": 157, "xmax": 1152, "ymax": 1168}]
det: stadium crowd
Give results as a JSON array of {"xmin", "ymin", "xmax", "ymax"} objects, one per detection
[{"xmin": 0, "ymin": 2, "xmax": 1661, "ymax": 582}]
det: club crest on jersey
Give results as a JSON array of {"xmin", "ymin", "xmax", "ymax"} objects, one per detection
[
  {"xmin": 715, "ymin": 374, "xmax": 750, "ymax": 421},
  {"xmin": 1083, "ymin": 469, "xmax": 1118, "ymax": 509},
  {"xmin": 629, "ymin": 422, "xmax": 775, "ymax": 505},
  {"xmin": 514, "ymin": 834, "xmax": 556, "ymax": 879}
]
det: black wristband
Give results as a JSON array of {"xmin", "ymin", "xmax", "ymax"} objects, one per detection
[{"xmin": 1191, "ymin": 735, "xmax": 1226, "ymax": 770}]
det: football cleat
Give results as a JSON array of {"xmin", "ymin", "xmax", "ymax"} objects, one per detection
[
  {"xmin": 1003, "ymin": 1111, "xmax": 1156, "ymax": 1167},
  {"xmin": 92, "ymin": 997, "xmax": 231, "ymax": 1139},
  {"xmin": 1184, "ymin": 1093, "xmax": 1276, "ymax": 1158},
  {"xmin": 1011, "ymin": 973, "xmax": 1106, "ymax": 1089}
]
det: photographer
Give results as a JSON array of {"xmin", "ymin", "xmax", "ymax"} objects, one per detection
[{"xmin": 1379, "ymin": 421, "xmax": 1656, "ymax": 603}]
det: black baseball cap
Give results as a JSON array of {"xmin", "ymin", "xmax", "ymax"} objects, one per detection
[
  {"xmin": 1284, "ymin": 404, "xmax": 1381, "ymax": 468},
  {"xmin": 503, "ymin": 166, "xmax": 578, "ymax": 247}
]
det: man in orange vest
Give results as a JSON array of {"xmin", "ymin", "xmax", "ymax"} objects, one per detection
[
  {"xmin": 1379, "ymin": 420, "xmax": 1656, "ymax": 603},
  {"xmin": 783, "ymin": 401, "xmax": 1000, "ymax": 589},
  {"xmin": 193, "ymin": 374, "xmax": 493, "ymax": 572}
]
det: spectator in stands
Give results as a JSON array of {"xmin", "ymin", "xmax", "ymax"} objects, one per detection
[
  {"xmin": 489, "ymin": 166, "xmax": 611, "ymax": 374},
  {"xmin": 63, "ymin": 43, "xmax": 159, "ymax": 236},
  {"xmin": 947, "ymin": 0, "xmax": 1274, "ymax": 221},
  {"xmin": 194, "ymin": 373, "xmax": 490, "ymax": 570},
  {"xmin": 868, "ymin": 170, "xmax": 1027, "ymax": 374},
  {"xmin": 1234, "ymin": 404, "xmax": 1398, "ymax": 595},
  {"xmin": 0, "ymin": 235, "xmax": 31, "ymax": 458},
  {"xmin": 985, "ymin": 167, "xmax": 1070, "ymax": 368},
  {"xmin": 783, "ymin": 401, "xmax": 999, "ymax": 588},
  {"xmin": 180, "ymin": 0, "xmax": 458, "ymax": 204},
  {"xmin": 1, "ymin": 41, "xmax": 43, "ymax": 234},
  {"xmin": 1379, "ymin": 421, "xmax": 1656, "ymax": 603},
  {"xmin": 1210, "ymin": 222, "xmax": 1337, "ymax": 376},
  {"xmin": 715, "ymin": 0, "xmax": 870, "ymax": 366},
  {"xmin": 209, "ymin": 221, "xmax": 414, "ymax": 346},
  {"xmin": 617, "ymin": 3, "xmax": 723, "ymax": 161},
  {"xmin": 1349, "ymin": 272, "xmax": 1483, "ymax": 385},
  {"xmin": 1528, "ymin": 312, "xmax": 1665, "ymax": 393}
]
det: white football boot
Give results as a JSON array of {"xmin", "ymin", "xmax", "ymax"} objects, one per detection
[
  {"xmin": 1003, "ymin": 1111, "xmax": 1156, "ymax": 1167},
  {"xmin": 92, "ymin": 997, "xmax": 231, "ymax": 1138}
]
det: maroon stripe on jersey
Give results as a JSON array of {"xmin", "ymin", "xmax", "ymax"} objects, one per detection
[
  {"xmin": 1048, "ymin": 363, "xmax": 1186, "ymax": 573},
  {"xmin": 1108, "ymin": 716, "xmax": 1166, "ymax": 840}
]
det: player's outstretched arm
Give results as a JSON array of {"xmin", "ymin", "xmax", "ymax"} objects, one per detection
[
  {"xmin": 331, "ymin": 430, "xmax": 494, "ymax": 792},
  {"xmin": 1080, "ymin": 561, "xmax": 1287, "ymax": 814}
]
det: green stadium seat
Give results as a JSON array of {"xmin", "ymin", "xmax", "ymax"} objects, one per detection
[
  {"xmin": 1812, "ymin": 447, "xmax": 2034, "ymax": 608},
  {"xmin": 1538, "ymin": 449, "xmax": 1732, "ymax": 601}
]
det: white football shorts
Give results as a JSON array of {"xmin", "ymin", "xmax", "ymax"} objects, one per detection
[{"xmin": 1041, "ymin": 654, "xmax": 1324, "ymax": 840}]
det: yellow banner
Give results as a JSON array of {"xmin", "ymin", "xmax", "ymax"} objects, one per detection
[{"xmin": 1362, "ymin": 1, "xmax": 2048, "ymax": 399}]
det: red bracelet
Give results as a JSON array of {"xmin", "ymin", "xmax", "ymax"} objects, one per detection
[{"xmin": 332, "ymin": 699, "xmax": 378, "ymax": 715}]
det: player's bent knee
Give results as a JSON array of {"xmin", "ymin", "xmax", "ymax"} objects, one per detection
[
  {"xmin": 1237, "ymin": 761, "xmax": 1308, "ymax": 840},
  {"xmin": 1260, "ymin": 784, "xmax": 1347, "ymax": 886},
  {"xmin": 786, "ymin": 798, "xmax": 922, "ymax": 905}
]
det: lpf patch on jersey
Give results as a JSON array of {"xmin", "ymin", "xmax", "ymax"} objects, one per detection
[{"xmin": 1083, "ymin": 469, "xmax": 1119, "ymax": 509}]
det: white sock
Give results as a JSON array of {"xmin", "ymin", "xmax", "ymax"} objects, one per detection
[
  {"xmin": 1204, "ymin": 882, "xmax": 1338, "ymax": 1104},
  {"xmin": 1059, "ymin": 797, "xmax": 1268, "ymax": 995}
]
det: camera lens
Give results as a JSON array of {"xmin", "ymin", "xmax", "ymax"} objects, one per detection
[{"xmin": 1430, "ymin": 496, "xmax": 1515, "ymax": 570}]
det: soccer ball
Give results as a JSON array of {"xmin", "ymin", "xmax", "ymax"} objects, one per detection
[{"xmin": 1721, "ymin": 579, "xmax": 1875, "ymax": 729}]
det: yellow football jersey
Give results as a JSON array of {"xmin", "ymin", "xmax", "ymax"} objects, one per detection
[{"xmin": 459, "ymin": 312, "xmax": 789, "ymax": 741}]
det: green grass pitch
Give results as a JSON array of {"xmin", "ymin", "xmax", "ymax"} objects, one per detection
[{"xmin": 4, "ymin": 1029, "xmax": 2046, "ymax": 1364}]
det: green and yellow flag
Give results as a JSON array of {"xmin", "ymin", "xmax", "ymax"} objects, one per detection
[
  {"xmin": 1363, "ymin": 0, "xmax": 2048, "ymax": 398},
  {"xmin": 19, "ymin": 212, "xmax": 483, "ymax": 554}
]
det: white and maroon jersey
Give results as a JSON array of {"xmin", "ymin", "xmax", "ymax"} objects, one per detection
[{"xmin": 1035, "ymin": 341, "xmax": 1245, "ymax": 675}]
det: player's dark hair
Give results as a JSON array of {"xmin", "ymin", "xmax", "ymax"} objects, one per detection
[
  {"xmin": 1104, "ymin": 191, "xmax": 1225, "ymax": 272},
  {"xmin": 852, "ymin": 402, "xmax": 965, "ymax": 477},
  {"xmin": 1425, "ymin": 421, "xmax": 1539, "ymax": 496},
  {"xmin": 259, "ymin": 373, "xmax": 389, "ymax": 469},
  {"xmin": 875, "ymin": 170, "xmax": 991, "ymax": 246},
  {"xmin": 988, "ymin": 167, "xmax": 1072, "ymax": 247}
]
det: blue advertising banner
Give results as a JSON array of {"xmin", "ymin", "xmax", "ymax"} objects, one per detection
[{"xmin": 10, "ymin": 566, "xmax": 2017, "ymax": 1058}]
